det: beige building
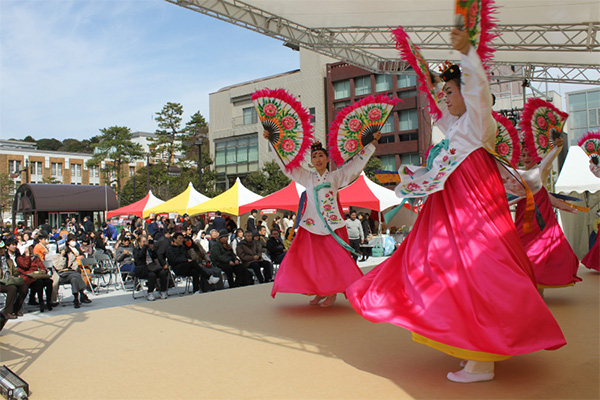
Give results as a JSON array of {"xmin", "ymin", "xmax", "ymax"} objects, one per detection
[{"xmin": 208, "ymin": 48, "xmax": 336, "ymax": 191}]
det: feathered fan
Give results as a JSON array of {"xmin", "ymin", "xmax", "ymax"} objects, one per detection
[
  {"xmin": 252, "ymin": 88, "xmax": 314, "ymax": 171},
  {"xmin": 454, "ymin": 0, "xmax": 499, "ymax": 70},
  {"xmin": 578, "ymin": 131, "xmax": 600, "ymax": 167},
  {"xmin": 492, "ymin": 111, "xmax": 520, "ymax": 166},
  {"xmin": 328, "ymin": 95, "xmax": 400, "ymax": 167},
  {"xmin": 392, "ymin": 27, "xmax": 443, "ymax": 121},
  {"xmin": 520, "ymin": 98, "xmax": 569, "ymax": 164}
]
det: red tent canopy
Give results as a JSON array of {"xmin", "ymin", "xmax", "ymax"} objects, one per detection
[
  {"xmin": 338, "ymin": 173, "xmax": 403, "ymax": 212},
  {"xmin": 107, "ymin": 191, "xmax": 163, "ymax": 218},
  {"xmin": 239, "ymin": 182, "xmax": 305, "ymax": 214}
]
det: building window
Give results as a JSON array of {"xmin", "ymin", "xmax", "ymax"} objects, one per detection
[
  {"xmin": 243, "ymin": 107, "xmax": 258, "ymax": 125},
  {"xmin": 30, "ymin": 161, "xmax": 43, "ymax": 176},
  {"xmin": 334, "ymin": 100, "xmax": 351, "ymax": 110},
  {"xmin": 129, "ymin": 166, "xmax": 136, "ymax": 177},
  {"xmin": 401, "ymin": 152, "xmax": 421, "ymax": 165},
  {"xmin": 90, "ymin": 166, "xmax": 99, "ymax": 178},
  {"xmin": 309, "ymin": 107, "xmax": 316, "ymax": 123},
  {"xmin": 334, "ymin": 80, "xmax": 350, "ymax": 99},
  {"xmin": 398, "ymin": 89, "xmax": 418, "ymax": 98},
  {"xmin": 355, "ymin": 76, "xmax": 371, "ymax": 96},
  {"xmin": 567, "ymin": 89, "xmax": 600, "ymax": 144},
  {"xmin": 399, "ymin": 109, "xmax": 418, "ymax": 131},
  {"xmin": 379, "ymin": 155, "xmax": 396, "ymax": 171},
  {"xmin": 399, "ymin": 132, "xmax": 419, "ymax": 141},
  {"xmin": 375, "ymin": 74, "xmax": 393, "ymax": 92},
  {"xmin": 397, "ymin": 73, "xmax": 417, "ymax": 89},
  {"xmin": 215, "ymin": 134, "xmax": 259, "ymax": 175},
  {"xmin": 51, "ymin": 162, "xmax": 62, "ymax": 177},
  {"xmin": 381, "ymin": 117, "xmax": 394, "ymax": 133},
  {"xmin": 379, "ymin": 135, "xmax": 395, "ymax": 144},
  {"xmin": 568, "ymin": 93, "xmax": 587, "ymax": 111},
  {"xmin": 71, "ymin": 164, "xmax": 81, "ymax": 177},
  {"xmin": 9, "ymin": 160, "xmax": 22, "ymax": 174}
]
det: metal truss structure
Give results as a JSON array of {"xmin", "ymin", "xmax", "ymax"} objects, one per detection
[{"xmin": 166, "ymin": 0, "xmax": 600, "ymax": 85}]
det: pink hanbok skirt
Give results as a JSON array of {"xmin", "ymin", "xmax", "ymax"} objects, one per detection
[
  {"xmin": 582, "ymin": 237, "xmax": 599, "ymax": 271},
  {"xmin": 271, "ymin": 226, "xmax": 363, "ymax": 298},
  {"xmin": 347, "ymin": 149, "xmax": 566, "ymax": 361},
  {"xmin": 515, "ymin": 188, "xmax": 581, "ymax": 287}
]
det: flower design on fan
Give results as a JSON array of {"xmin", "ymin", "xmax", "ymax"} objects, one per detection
[
  {"xmin": 263, "ymin": 103, "xmax": 277, "ymax": 117},
  {"xmin": 537, "ymin": 134, "xmax": 549, "ymax": 150},
  {"xmin": 344, "ymin": 139, "xmax": 358, "ymax": 153},
  {"xmin": 587, "ymin": 141, "xmax": 596, "ymax": 153},
  {"xmin": 497, "ymin": 142, "xmax": 510, "ymax": 156},
  {"xmin": 547, "ymin": 111, "xmax": 557, "ymax": 125},
  {"xmin": 348, "ymin": 118, "xmax": 363, "ymax": 132},
  {"xmin": 281, "ymin": 115, "xmax": 296, "ymax": 131},
  {"xmin": 536, "ymin": 115, "xmax": 548, "ymax": 130},
  {"xmin": 467, "ymin": 1, "xmax": 479, "ymax": 30},
  {"xmin": 281, "ymin": 138, "xmax": 296, "ymax": 153},
  {"xmin": 368, "ymin": 108, "xmax": 382, "ymax": 121}
]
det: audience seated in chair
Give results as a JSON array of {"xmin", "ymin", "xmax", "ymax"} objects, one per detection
[
  {"xmin": 210, "ymin": 229, "xmax": 253, "ymax": 288},
  {"xmin": 167, "ymin": 232, "xmax": 220, "ymax": 294},
  {"xmin": 133, "ymin": 236, "xmax": 168, "ymax": 301},
  {"xmin": 236, "ymin": 230, "xmax": 272, "ymax": 283},
  {"xmin": 16, "ymin": 244, "xmax": 54, "ymax": 312},
  {"xmin": 1, "ymin": 239, "xmax": 28, "ymax": 319},
  {"xmin": 60, "ymin": 238, "xmax": 93, "ymax": 309},
  {"xmin": 266, "ymin": 229, "xmax": 287, "ymax": 265}
]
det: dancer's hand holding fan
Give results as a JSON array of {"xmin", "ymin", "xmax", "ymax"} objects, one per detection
[
  {"xmin": 327, "ymin": 95, "xmax": 399, "ymax": 167},
  {"xmin": 252, "ymin": 88, "xmax": 314, "ymax": 171}
]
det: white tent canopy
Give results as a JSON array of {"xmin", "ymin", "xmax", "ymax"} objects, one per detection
[
  {"xmin": 556, "ymin": 146, "xmax": 600, "ymax": 194},
  {"xmin": 555, "ymin": 146, "xmax": 600, "ymax": 258},
  {"xmin": 167, "ymin": 0, "xmax": 600, "ymax": 84}
]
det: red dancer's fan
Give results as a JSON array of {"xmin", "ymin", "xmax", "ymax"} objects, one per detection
[
  {"xmin": 252, "ymin": 88, "xmax": 314, "ymax": 171},
  {"xmin": 578, "ymin": 131, "xmax": 600, "ymax": 166},
  {"xmin": 454, "ymin": 0, "xmax": 499, "ymax": 70},
  {"xmin": 520, "ymin": 98, "xmax": 569, "ymax": 164},
  {"xmin": 492, "ymin": 111, "xmax": 521, "ymax": 166},
  {"xmin": 328, "ymin": 95, "xmax": 400, "ymax": 167}
]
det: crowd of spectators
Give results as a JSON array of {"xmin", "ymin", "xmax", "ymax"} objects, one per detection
[{"xmin": 1, "ymin": 210, "xmax": 294, "ymax": 329}]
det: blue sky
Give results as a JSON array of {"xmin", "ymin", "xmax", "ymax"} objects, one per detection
[{"xmin": 0, "ymin": 0, "xmax": 299, "ymax": 141}]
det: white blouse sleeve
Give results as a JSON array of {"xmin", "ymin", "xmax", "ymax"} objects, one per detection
[
  {"xmin": 460, "ymin": 46, "xmax": 496, "ymax": 149},
  {"xmin": 269, "ymin": 143, "xmax": 312, "ymax": 186},
  {"xmin": 331, "ymin": 143, "xmax": 376, "ymax": 188}
]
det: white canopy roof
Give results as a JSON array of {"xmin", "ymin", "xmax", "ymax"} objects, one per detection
[
  {"xmin": 167, "ymin": 0, "xmax": 600, "ymax": 84},
  {"xmin": 555, "ymin": 146, "xmax": 600, "ymax": 193}
]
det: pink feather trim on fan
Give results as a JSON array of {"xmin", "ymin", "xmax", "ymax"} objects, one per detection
[
  {"xmin": 520, "ymin": 97, "xmax": 569, "ymax": 165},
  {"xmin": 327, "ymin": 95, "xmax": 401, "ymax": 166},
  {"xmin": 492, "ymin": 111, "xmax": 521, "ymax": 166},
  {"xmin": 251, "ymin": 88, "xmax": 314, "ymax": 171},
  {"xmin": 578, "ymin": 131, "xmax": 600, "ymax": 147},
  {"xmin": 477, "ymin": 0, "xmax": 499, "ymax": 71},
  {"xmin": 391, "ymin": 26, "xmax": 443, "ymax": 122},
  {"xmin": 578, "ymin": 131, "xmax": 600, "ymax": 157}
]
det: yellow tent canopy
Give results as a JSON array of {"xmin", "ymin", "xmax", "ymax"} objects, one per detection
[
  {"xmin": 188, "ymin": 178, "xmax": 262, "ymax": 216},
  {"xmin": 144, "ymin": 182, "xmax": 210, "ymax": 217}
]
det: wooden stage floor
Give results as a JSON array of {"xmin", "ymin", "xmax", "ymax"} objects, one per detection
[{"xmin": 1, "ymin": 266, "xmax": 598, "ymax": 400}]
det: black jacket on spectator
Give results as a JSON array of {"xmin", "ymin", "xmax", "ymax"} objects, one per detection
[
  {"xmin": 133, "ymin": 244, "xmax": 149, "ymax": 268},
  {"xmin": 212, "ymin": 216, "xmax": 227, "ymax": 232},
  {"xmin": 209, "ymin": 241, "xmax": 237, "ymax": 268},
  {"xmin": 246, "ymin": 215, "xmax": 257, "ymax": 233},
  {"xmin": 153, "ymin": 237, "xmax": 170, "ymax": 267},
  {"xmin": 266, "ymin": 237, "xmax": 286, "ymax": 259},
  {"xmin": 166, "ymin": 244, "xmax": 189, "ymax": 267}
]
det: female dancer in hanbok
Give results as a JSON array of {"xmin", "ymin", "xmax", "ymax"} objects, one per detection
[
  {"xmin": 508, "ymin": 140, "xmax": 581, "ymax": 295},
  {"xmin": 346, "ymin": 28, "xmax": 566, "ymax": 383},
  {"xmin": 581, "ymin": 210, "xmax": 599, "ymax": 271},
  {"xmin": 268, "ymin": 131, "xmax": 381, "ymax": 307}
]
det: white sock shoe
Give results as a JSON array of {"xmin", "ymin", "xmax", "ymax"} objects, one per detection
[
  {"xmin": 447, "ymin": 368, "xmax": 494, "ymax": 383},
  {"xmin": 208, "ymin": 276, "xmax": 220, "ymax": 285},
  {"xmin": 320, "ymin": 294, "xmax": 337, "ymax": 307}
]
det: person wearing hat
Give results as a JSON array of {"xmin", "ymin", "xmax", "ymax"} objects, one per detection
[
  {"xmin": 347, "ymin": 28, "xmax": 565, "ymax": 383},
  {"xmin": 210, "ymin": 229, "xmax": 252, "ymax": 287}
]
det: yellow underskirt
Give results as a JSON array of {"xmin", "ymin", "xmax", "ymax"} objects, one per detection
[
  {"xmin": 537, "ymin": 283, "xmax": 575, "ymax": 289},
  {"xmin": 412, "ymin": 333, "xmax": 513, "ymax": 362}
]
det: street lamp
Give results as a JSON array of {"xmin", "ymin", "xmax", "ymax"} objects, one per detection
[{"xmin": 192, "ymin": 128, "xmax": 209, "ymax": 193}]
